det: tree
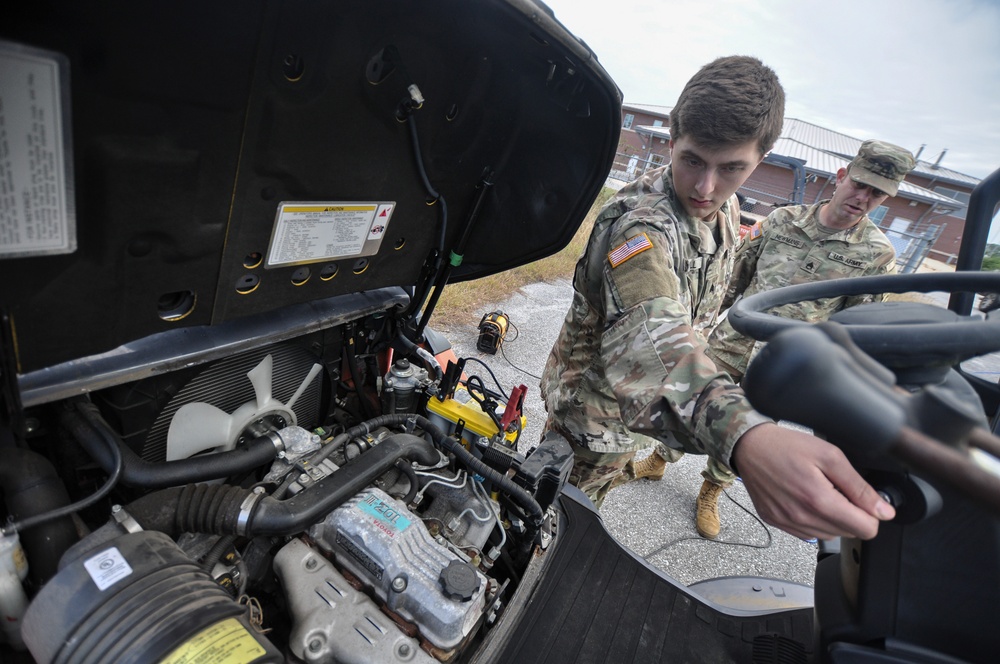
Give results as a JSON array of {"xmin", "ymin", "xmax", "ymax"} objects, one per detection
[{"xmin": 982, "ymin": 255, "xmax": 1000, "ymax": 271}]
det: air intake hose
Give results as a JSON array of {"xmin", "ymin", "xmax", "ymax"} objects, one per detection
[{"xmin": 127, "ymin": 432, "xmax": 441, "ymax": 537}]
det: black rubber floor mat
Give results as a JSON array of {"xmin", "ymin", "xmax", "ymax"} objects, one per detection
[{"xmin": 497, "ymin": 494, "xmax": 814, "ymax": 663}]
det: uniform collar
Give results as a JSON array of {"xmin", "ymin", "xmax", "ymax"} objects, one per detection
[
  {"xmin": 793, "ymin": 200, "xmax": 872, "ymax": 244},
  {"xmin": 663, "ymin": 166, "xmax": 740, "ymax": 254}
]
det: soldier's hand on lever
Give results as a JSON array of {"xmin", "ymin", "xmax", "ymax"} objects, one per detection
[{"xmin": 733, "ymin": 423, "xmax": 895, "ymax": 541}]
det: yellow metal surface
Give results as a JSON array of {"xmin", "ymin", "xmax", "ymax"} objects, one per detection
[{"xmin": 426, "ymin": 388, "xmax": 525, "ymax": 448}]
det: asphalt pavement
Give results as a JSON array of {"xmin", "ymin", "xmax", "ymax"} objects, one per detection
[{"xmin": 436, "ymin": 279, "xmax": 819, "ymax": 588}]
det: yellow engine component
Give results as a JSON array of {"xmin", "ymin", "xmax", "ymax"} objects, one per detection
[{"xmin": 426, "ymin": 387, "xmax": 524, "ymax": 450}]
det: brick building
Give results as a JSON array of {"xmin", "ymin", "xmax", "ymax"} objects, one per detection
[{"xmin": 612, "ymin": 103, "xmax": 980, "ymax": 266}]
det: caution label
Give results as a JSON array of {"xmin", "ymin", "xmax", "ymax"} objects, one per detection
[
  {"xmin": 266, "ymin": 201, "xmax": 394, "ymax": 268},
  {"xmin": 0, "ymin": 40, "xmax": 76, "ymax": 258},
  {"xmin": 160, "ymin": 618, "xmax": 266, "ymax": 664}
]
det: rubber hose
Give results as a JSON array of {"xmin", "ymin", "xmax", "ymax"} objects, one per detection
[
  {"xmin": 127, "ymin": 432, "xmax": 440, "ymax": 538},
  {"xmin": 347, "ymin": 414, "xmax": 543, "ymax": 526},
  {"xmin": 0, "ymin": 447, "xmax": 79, "ymax": 585},
  {"xmin": 61, "ymin": 400, "xmax": 280, "ymax": 489}
]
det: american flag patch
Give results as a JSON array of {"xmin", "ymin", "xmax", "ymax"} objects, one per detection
[
  {"xmin": 608, "ymin": 233, "xmax": 653, "ymax": 267},
  {"xmin": 749, "ymin": 223, "xmax": 763, "ymax": 240}
]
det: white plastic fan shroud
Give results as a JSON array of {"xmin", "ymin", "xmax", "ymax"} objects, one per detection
[{"xmin": 165, "ymin": 354, "xmax": 323, "ymax": 461}]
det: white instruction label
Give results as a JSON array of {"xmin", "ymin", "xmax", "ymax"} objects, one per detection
[
  {"xmin": 266, "ymin": 201, "xmax": 394, "ymax": 267},
  {"xmin": 83, "ymin": 546, "xmax": 133, "ymax": 591},
  {"xmin": 0, "ymin": 40, "xmax": 75, "ymax": 258}
]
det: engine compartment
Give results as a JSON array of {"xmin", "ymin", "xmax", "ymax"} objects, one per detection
[{"xmin": 1, "ymin": 311, "xmax": 573, "ymax": 663}]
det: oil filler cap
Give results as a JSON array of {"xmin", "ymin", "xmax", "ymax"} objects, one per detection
[{"xmin": 440, "ymin": 560, "xmax": 480, "ymax": 601}]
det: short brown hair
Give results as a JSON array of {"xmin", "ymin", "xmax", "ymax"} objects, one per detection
[{"xmin": 669, "ymin": 55, "xmax": 785, "ymax": 155}]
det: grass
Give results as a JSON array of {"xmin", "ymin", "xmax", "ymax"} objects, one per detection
[
  {"xmin": 428, "ymin": 186, "xmax": 943, "ymax": 326},
  {"xmin": 431, "ymin": 187, "xmax": 615, "ymax": 327}
]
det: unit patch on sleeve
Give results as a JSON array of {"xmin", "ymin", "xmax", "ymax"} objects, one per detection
[{"xmin": 608, "ymin": 233, "xmax": 653, "ymax": 268}]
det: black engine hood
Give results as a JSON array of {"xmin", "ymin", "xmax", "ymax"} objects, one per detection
[{"xmin": 1, "ymin": 0, "xmax": 621, "ymax": 373}]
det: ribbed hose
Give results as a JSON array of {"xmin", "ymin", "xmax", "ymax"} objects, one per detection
[
  {"xmin": 127, "ymin": 432, "xmax": 441, "ymax": 538},
  {"xmin": 127, "ymin": 413, "xmax": 544, "ymax": 540},
  {"xmin": 61, "ymin": 399, "xmax": 279, "ymax": 489}
]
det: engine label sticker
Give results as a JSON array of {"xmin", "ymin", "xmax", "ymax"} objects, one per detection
[
  {"xmin": 159, "ymin": 617, "xmax": 266, "ymax": 664},
  {"xmin": 0, "ymin": 40, "xmax": 77, "ymax": 258},
  {"xmin": 337, "ymin": 531, "xmax": 385, "ymax": 581},
  {"xmin": 83, "ymin": 546, "xmax": 133, "ymax": 591},
  {"xmin": 266, "ymin": 201, "xmax": 394, "ymax": 268},
  {"xmin": 358, "ymin": 492, "xmax": 411, "ymax": 534}
]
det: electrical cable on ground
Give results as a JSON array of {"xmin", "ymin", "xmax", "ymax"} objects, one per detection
[
  {"xmin": 641, "ymin": 488, "xmax": 774, "ymax": 562},
  {"xmin": 471, "ymin": 314, "xmax": 543, "ymax": 380}
]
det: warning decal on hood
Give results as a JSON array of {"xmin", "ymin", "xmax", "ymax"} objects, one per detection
[{"xmin": 266, "ymin": 201, "xmax": 394, "ymax": 268}]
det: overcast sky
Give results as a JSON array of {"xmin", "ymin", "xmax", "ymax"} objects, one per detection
[
  {"xmin": 543, "ymin": 0, "xmax": 999, "ymax": 179},
  {"xmin": 542, "ymin": 0, "xmax": 1000, "ymax": 243}
]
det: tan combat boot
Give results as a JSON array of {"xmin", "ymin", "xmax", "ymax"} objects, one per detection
[
  {"xmin": 695, "ymin": 480, "xmax": 729, "ymax": 539},
  {"xmin": 632, "ymin": 450, "xmax": 667, "ymax": 481}
]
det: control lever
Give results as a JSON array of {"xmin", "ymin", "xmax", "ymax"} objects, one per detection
[{"xmin": 743, "ymin": 322, "xmax": 1000, "ymax": 514}]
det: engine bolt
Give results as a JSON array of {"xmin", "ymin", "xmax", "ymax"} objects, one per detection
[
  {"xmin": 397, "ymin": 643, "xmax": 411, "ymax": 657},
  {"xmin": 308, "ymin": 637, "xmax": 323, "ymax": 653},
  {"xmin": 305, "ymin": 557, "xmax": 318, "ymax": 571},
  {"xmin": 391, "ymin": 576, "xmax": 407, "ymax": 592}
]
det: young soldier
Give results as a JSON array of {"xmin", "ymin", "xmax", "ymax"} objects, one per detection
[
  {"xmin": 540, "ymin": 56, "xmax": 896, "ymax": 542},
  {"xmin": 632, "ymin": 140, "xmax": 916, "ymax": 539}
]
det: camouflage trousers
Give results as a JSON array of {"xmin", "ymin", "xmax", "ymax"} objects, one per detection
[
  {"xmin": 646, "ymin": 443, "xmax": 737, "ymax": 486},
  {"xmin": 562, "ymin": 435, "xmax": 735, "ymax": 509}
]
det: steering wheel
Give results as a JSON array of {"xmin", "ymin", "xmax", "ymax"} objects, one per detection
[
  {"xmin": 728, "ymin": 270, "xmax": 1000, "ymax": 514},
  {"xmin": 727, "ymin": 271, "xmax": 1000, "ymax": 366}
]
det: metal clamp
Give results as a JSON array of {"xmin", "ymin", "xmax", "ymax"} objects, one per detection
[{"xmin": 237, "ymin": 491, "xmax": 264, "ymax": 536}]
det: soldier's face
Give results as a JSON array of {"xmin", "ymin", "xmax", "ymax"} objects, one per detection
[
  {"xmin": 826, "ymin": 168, "xmax": 889, "ymax": 227},
  {"xmin": 669, "ymin": 137, "xmax": 763, "ymax": 221}
]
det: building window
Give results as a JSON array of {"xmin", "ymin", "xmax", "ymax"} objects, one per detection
[
  {"xmin": 933, "ymin": 186, "xmax": 970, "ymax": 220},
  {"xmin": 650, "ymin": 153, "xmax": 665, "ymax": 168},
  {"xmin": 623, "ymin": 113, "xmax": 634, "ymax": 129},
  {"xmin": 652, "ymin": 119, "xmax": 663, "ymax": 127},
  {"xmin": 869, "ymin": 205, "xmax": 888, "ymax": 225}
]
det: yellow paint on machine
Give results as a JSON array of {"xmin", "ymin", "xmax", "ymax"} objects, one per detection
[
  {"xmin": 160, "ymin": 618, "xmax": 266, "ymax": 664},
  {"xmin": 282, "ymin": 205, "xmax": 375, "ymax": 213}
]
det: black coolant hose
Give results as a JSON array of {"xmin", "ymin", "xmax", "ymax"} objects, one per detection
[
  {"xmin": 394, "ymin": 333, "xmax": 443, "ymax": 384},
  {"xmin": 126, "ymin": 432, "xmax": 441, "ymax": 537},
  {"xmin": 357, "ymin": 414, "xmax": 544, "ymax": 527},
  {"xmin": 0, "ymin": 448, "xmax": 81, "ymax": 585},
  {"xmin": 60, "ymin": 399, "xmax": 281, "ymax": 489},
  {"xmin": 126, "ymin": 414, "xmax": 544, "ymax": 539}
]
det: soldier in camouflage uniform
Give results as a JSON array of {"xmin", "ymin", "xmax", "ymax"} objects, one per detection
[
  {"xmin": 540, "ymin": 56, "xmax": 897, "ymax": 543},
  {"xmin": 710, "ymin": 140, "xmax": 916, "ymax": 382},
  {"xmin": 668, "ymin": 140, "xmax": 916, "ymax": 538}
]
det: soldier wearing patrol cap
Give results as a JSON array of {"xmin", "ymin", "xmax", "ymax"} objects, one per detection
[
  {"xmin": 540, "ymin": 56, "xmax": 899, "ymax": 545},
  {"xmin": 624, "ymin": 139, "xmax": 916, "ymax": 540}
]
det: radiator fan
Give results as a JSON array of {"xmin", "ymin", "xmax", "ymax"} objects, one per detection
[{"xmin": 165, "ymin": 354, "xmax": 323, "ymax": 460}]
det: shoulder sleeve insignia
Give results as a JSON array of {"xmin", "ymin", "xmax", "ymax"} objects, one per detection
[
  {"xmin": 608, "ymin": 232, "xmax": 653, "ymax": 268},
  {"xmin": 749, "ymin": 222, "xmax": 763, "ymax": 241}
]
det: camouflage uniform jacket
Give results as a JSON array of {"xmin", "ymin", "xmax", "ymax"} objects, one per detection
[
  {"xmin": 540, "ymin": 165, "xmax": 771, "ymax": 462},
  {"xmin": 708, "ymin": 201, "xmax": 897, "ymax": 375}
]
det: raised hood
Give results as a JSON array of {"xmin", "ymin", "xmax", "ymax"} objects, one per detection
[{"xmin": 1, "ymin": 0, "xmax": 621, "ymax": 373}]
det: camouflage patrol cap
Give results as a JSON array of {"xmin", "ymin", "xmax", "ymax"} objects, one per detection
[{"xmin": 847, "ymin": 140, "xmax": 916, "ymax": 197}]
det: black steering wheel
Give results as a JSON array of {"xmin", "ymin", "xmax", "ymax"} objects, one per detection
[{"xmin": 728, "ymin": 271, "xmax": 1000, "ymax": 367}]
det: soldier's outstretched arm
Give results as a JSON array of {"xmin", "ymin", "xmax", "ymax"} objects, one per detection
[{"xmin": 732, "ymin": 423, "xmax": 895, "ymax": 540}]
